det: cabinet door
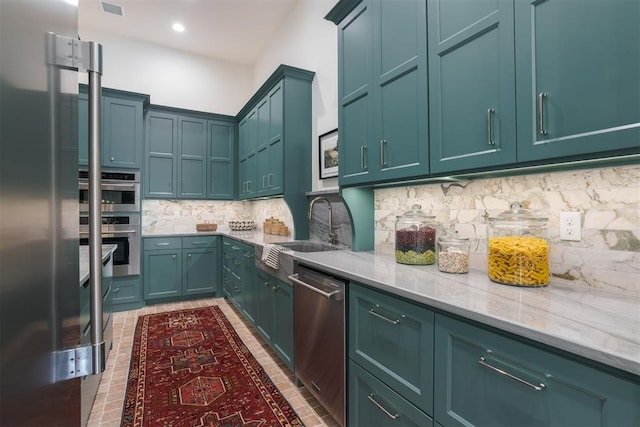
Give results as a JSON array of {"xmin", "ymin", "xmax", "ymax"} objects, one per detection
[
  {"xmin": 434, "ymin": 314, "xmax": 640, "ymax": 427},
  {"xmin": 183, "ymin": 247, "xmax": 217, "ymax": 296},
  {"xmin": 515, "ymin": 0, "xmax": 640, "ymax": 161},
  {"xmin": 239, "ymin": 109, "xmax": 258, "ymax": 199},
  {"xmin": 103, "ymin": 95, "xmax": 144, "ymax": 169},
  {"xmin": 145, "ymin": 111, "xmax": 178, "ymax": 198},
  {"xmin": 256, "ymin": 97, "xmax": 271, "ymax": 197},
  {"xmin": 338, "ymin": 1, "xmax": 374, "ymax": 186},
  {"xmin": 266, "ymin": 82, "xmax": 283, "ymax": 195},
  {"xmin": 256, "ymin": 270, "xmax": 275, "ymax": 342},
  {"xmin": 207, "ymin": 120, "xmax": 234, "ymax": 200},
  {"xmin": 240, "ymin": 246, "xmax": 258, "ymax": 324},
  {"xmin": 272, "ymin": 279, "xmax": 294, "ymax": 370},
  {"xmin": 374, "ymin": 0, "xmax": 429, "ymax": 182},
  {"xmin": 349, "ymin": 283, "xmax": 434, "ymax": 415},
  {"xmin": 143, "ymin": 249, "xmax": 182, "ymax": 299},
  {"xmin": 428, "ymin": 0, "xmax": 516, "ymax": 173},
  {"xmin": 78, "ymin": 88, "xmax": 88, "ymax": 166},
  {"xmin": 349, "ymin": 361, "xmax": 434, "ymax": 427},
  {"xmin": 178, "ymin": 115, "xmax": 207, "ymax": 199}
]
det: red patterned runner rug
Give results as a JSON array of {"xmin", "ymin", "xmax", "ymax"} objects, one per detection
[{"xmin": 121, "ymin": 306, "xmax": 304, "ymax": 427}]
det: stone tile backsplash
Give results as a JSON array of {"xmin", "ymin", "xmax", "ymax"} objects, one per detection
[{"xmin": 374, "ymin": 165, "xmax": 640, "ymax": 295}]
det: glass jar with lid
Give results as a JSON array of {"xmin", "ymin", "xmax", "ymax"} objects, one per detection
[
  {"xmin": 438, "ymin": 232, "xmax": 470, "ymax": 274},
  {"xmin": 487, "ymin": 201, "xmax": 550, "ymax": 287},
  {"xmin": 395, "ymin": 204, "xmax": 437, "ymax": 265}
]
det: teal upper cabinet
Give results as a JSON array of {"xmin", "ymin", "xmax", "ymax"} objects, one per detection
[
  {"xmin": 79, "ymin": 85, "xmax": 148, "ymax": 169},
  {"xmin": 207, "ymin": 120, "xmax": 235, "ymax": 200},
  {"xmin": 145, "ymin": 109, "xmax": 178, "ymax": 198},
  {"xmin": 334, "ymin": 0, "xmax": 428, "ymax": 186},
  {"xmin": 515, "ymin": 0, "xmax": 640, "ymax": 162},
  {"xmin": 239, "ymin": 109, "xmax": 258, "ymax": 199},
  {"xmin": 256, "ymin": 83, "xmax": 284, "ymax": 197},
  {"xmin": 178, "ymin": 115, "xmax": 207, "ymax": 199},
  {"xmin": 145, "ymin": 106, "xmax": 236, "ymax": 200},
  {"xmin": 428, "ymin": 0, "xmax": 517, "ymax": 173}
]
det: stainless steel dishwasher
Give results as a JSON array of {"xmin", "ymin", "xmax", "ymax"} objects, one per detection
[{"xmin": 289, "ymin": 264, "xmax": 346, "ymax": 427}]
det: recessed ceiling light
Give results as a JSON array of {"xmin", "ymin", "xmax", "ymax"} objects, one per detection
[{"xmin": 172, "ymin": 23, "xmax": 185, "ymax": 33}]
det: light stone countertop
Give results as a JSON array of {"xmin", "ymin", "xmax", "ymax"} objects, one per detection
[
  {"xmin": 79, "ymin": 245, "xmax": 117, "ymax": 285},
  {"xmin": 139, "ymin": 229, "xmax": 640, "ymax": 377}
]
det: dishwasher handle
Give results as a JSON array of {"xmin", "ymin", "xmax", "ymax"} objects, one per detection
[{"xmin": 289, "ymin": 273, "xmax": 343, "ymax": 301}]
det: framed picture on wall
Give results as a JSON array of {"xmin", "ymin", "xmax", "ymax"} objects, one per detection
[{"xmin": 319, "ymin": 128, "xmax": 339, "ymax": 179}]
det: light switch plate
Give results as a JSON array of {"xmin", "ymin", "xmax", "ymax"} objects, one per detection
[{"xmin": 560, "ymin": 211, "xmax": 581, "ymax": 241}]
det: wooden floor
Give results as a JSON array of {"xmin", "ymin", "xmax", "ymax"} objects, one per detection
[{"xmin": 87, "ymin": 297, "xmax": 340, "ymax": 427}]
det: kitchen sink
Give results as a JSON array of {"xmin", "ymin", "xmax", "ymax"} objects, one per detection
[{"xmin": 276, "ymin": 240, "xmax": 342, "ymax": 252}]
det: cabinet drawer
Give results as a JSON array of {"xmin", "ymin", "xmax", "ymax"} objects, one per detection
[
  {"xmin": 143, "ymin": 237, "xmax": 182, "ymax": 251},
  {"xmin": 434, "ymin": 313, "xmax": 640, "ymax": 427},
  {"xmin": 349, "ymin": 360, "xmax": 433, "ymax": 427},
  {"xmin": 349, "ymin": 282, "xmax": 434, "ymax": 415},
  {"xmin": 112, "ymin": 276, "xmax": 141, "ymax": 304},
  {"xmin": 182, "ymin": 235, "xmax": 218, "ymax": 249}
]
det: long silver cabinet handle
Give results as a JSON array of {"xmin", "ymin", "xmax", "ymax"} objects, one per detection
[
  {"xmin": 368, "ymin": 308, "xmax": 400, "ymax": 325},
  {"xmin": 155, "ymin": 242, "xmax": 170, "ymax": 246},
  {"xmin": 288, "ymin": 274, "xmax": 342, "ymax": 300},
  {"xmin": 538, "ymin": 92, "xmax": 548, "ymax": 135},
  {"xmin": 380, "ymin": 139, "xmax": 387, "ymax": 166},
  {"xmin": 478, "ymin": 356, "xmax": 546, "ymax": 391},
  {"xmin": 487, "ymin": 108, "xmax": 495, "ymax": 145},
  {"xmin": 360, "ymin": 145, "xmax": 367, "ymax": 170},
  {"xmin": 80, "ymin": 230, "xmax": 137, "ymax": 235},
  {"xmin": 367, "ymin": 394, "xmax": 399, "ymax": 420}
]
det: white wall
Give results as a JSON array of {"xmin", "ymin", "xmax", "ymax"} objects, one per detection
[
  {"xmin": 76, "ymin": 29, "xmax": 254, "ymax": 115},
  {"xmin": 253, "ymin": 0, "xmax": 339, "ymax": 192}
]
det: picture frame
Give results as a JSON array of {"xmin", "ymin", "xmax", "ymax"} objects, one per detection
[{"xmin": 319, "ymin": 128, "xmax": 339, "ymax": 179}]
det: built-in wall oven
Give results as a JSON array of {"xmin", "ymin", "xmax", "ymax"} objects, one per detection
[
  {"xmin": 80, "ymin": 214, "xmax": 140, "ymax": 277},
  {"xmin": 79, "ymin": 169, "xmax": 140, "ymax": 213}
]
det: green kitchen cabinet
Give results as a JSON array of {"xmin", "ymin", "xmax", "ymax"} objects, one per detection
[
  {"xmin": 111, "ymin": 276, "xmax": 142, "ymax": 312},
  {"xmin": 434, "ymin": 313, "xmax": 640, "ymax": 427},
  {"xmin": 145, "ymin": 107, "xmax": 236, "ymax": 200},
  {"xmin": 144, "ymin": 110, "xmax": 178, "ymax": 198},
  {"xmin": 349, "ymin": 361, "xmax": 434, "ymax": 427},
  {"xmin": 183, "ymin": 236, "xmax": 219, "ymax": 296},
  {"xmin": 515, "ymin": 0, "xmax": 640, "ymax": 162},
  {"xmin": 207, "ymin": 119, "xmax": 235, "ymax": 200},
  {"xmin": 221, "ymin": 238, "xmax": 249, "ymax": 310},
  {"xmin": 240, "ymin": 243, "xmax": 258, "ymax": 324},
  {"xmin": 349, "ymin": 282, "xmax": 434, "ymax": 416},
  {"xmin": 79, "ymin": 86, "xmax": 148, "ymax": 169},
  {"xmin": 332, "ymin": 0, "xmax": 428, "ymax": 186},
  {"xmin": 238, "ymin": 109, "xmax": 258, "ymax": 199},
  {"xmin": 236, "ymin": 65, "xmax": 313, "ymax": 209},
  {"xmin": 178, "ymin": 115, "xmax": 207, "ymax": 199},
  {"xmin": 144, "ymin": 236, "xmax": 219, "ymax": 301},
  {"xmin": 428, "ymin": 0, "xmax": 517, "ymax": 173},
  {"xmin": 255, "ymin": 269, "xmax": 294, "ymax": 371}
]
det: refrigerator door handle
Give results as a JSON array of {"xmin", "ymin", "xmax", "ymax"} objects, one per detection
[{"xmin": 48, "ymin": 35, "xmax": 106, "ymax": 379}]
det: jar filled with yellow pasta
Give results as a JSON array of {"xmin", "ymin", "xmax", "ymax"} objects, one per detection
[{"xmin": 487, "ymin": 202, "xmax": 549, "ymax": 287}]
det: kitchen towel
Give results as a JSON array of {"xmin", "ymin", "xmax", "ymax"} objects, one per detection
[{"xmin": 262, "ymin": 244, "xmax": 289, "ymax": 270}]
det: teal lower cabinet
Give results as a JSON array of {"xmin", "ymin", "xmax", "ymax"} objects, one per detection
[
  {"xmin": 144, "ymin": 236, "xmax": 219, "ymax": 302},
  {"xmin": 240, "ymin": 244, "xmax": 258, "ymax": 323},
  {"xmin": 349, "ymin": 282, "xmax": 434, "ymax": 416},
  {"xmin": 255, "ymin": 269, "xmax": 294, "ymax": 371},
  {"xmin": 111, "ymin": 276, "xmax": 143, "ymax": 312},
  {"xmin": 349, "ymin": 361, "xmax": 433, "ymax": 427},
  {"xmin": 222, "ymin": 238, "xmax": 245, "ymax": 309},
  {"xmin": 434, "ymin": 314, "xmax": 640, "ymax": 426}
]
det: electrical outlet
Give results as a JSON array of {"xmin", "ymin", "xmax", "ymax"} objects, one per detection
[{"xmin": 560, "ymin": 211, "xmax": 581, "ymax": 241}]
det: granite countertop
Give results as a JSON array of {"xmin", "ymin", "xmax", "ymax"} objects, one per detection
[
  {"xmin": 79, "ymin": 245, "xmax": 117, "ymax": 285},
  {"xmin": 139, "ymin": 229, "xmax": 640, "ymax": 377}
]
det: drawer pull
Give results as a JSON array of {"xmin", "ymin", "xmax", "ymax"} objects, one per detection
[
  {"xmin": 155, "ymin": 242, "xmax": 170, "ymax": 246},
  {"xmin": 367, "ymin": 394, "xmax": 399, "ymax": 420},
  {"xmin": 190, "ymin": 241, "xmax": 208, "ymax": 246},
  {"xmin": 478, "ymin": 357, "xmax": 546, "ymax": 391},
  {"xmin": 231, "ymin": 246, "xmax": 240, "ymax": 250},
  {"xmin": 368, "ymin": 308, "xmax": 400, "ymax": 325}
]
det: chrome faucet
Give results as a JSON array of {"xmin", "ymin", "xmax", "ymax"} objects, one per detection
[{"xmin": 308, "ymin": 196, "xmax": 337, "ymax": 244}]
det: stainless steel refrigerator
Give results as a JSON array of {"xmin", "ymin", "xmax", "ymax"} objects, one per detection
[{"xmin": 1, "ymin": 1, "xmax": 105, "ymax": 425}]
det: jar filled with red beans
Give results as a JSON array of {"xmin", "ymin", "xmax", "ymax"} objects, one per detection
[{"xmin": 395, "ymin": 204, "xmax": 437, "ymax": 265}]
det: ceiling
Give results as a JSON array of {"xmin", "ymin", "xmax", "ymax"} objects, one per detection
[{"xmin": 78, "ymin": 0, "xmax": 300, "ymax": 65}]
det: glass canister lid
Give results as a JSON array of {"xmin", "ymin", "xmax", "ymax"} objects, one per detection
[
  {"xmin": 489, "ymin": 201, "xmax": 548, "ymax": 224},
  {"xmin": 397, "ymin": 204, "xmax": 435, "ymax": 224}
]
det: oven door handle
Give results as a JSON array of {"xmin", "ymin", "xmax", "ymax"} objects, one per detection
[
  {"xmin": 80, "ymin": 230, "xmax": 138, "ymax": 236},
  {"xmin": 288, "ymin": 274, "xmax": 343, "ymax": 300}
]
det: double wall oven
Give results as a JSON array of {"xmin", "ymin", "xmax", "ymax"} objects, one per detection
[{"xmin": 79, "ymin": 170, "xmax": 141, "ymax": 277}]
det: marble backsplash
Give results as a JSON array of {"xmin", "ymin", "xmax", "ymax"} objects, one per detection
[{"xmin": 374, "ymin": 165, "xmax": 640, "ymax": 296}]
